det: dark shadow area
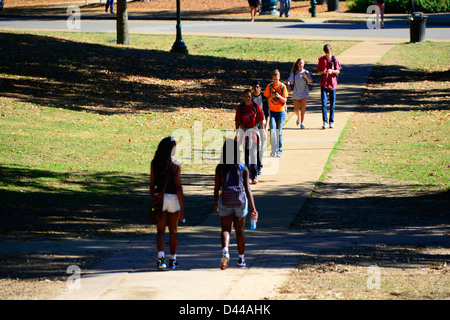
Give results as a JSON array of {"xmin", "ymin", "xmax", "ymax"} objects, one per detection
[
  {"xmin": 0, "ymin": 165, "xmax": 214, "ymax": 238},
  {"xmin": 290, "ymin": 182, "xmax": 450, "ymax": 231},
  {"xmin": 357, "ymin": 63, "xmax": 450, "ymax": 113},
  {"xmin": 0, "ymin": 165, "xmax": 214, "ymax": 279},
  {"xmin": 297, "ymin": 243, "xmax": 450, "ymax": 270},
  {"xmin": 0, "ymin": 32, "xmax": 291, "ymax": 114}
]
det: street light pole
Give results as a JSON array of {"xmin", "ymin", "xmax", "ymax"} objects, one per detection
[{"xmin": 171, "ymin": 0, "xmax": 188, "ymax": 54}]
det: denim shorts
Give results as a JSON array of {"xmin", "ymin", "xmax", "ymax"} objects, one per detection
[{"xmin": 218, "ymin": 195, "xmax": 248, "ymax": 218}]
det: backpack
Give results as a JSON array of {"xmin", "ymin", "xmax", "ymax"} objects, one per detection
[
  {"xmin": 221, "ymin": 164, "xmax": 245, "ymax": 208},
  {"xmin": 332, "ymin": 55, "xmax": 339, "ymax": 78}
]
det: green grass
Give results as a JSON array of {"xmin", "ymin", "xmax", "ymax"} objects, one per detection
[
  {"xmin": 0, "ymin": 30, "xmax": 358, "ymax": 237},
  {"xmin": 41, "ymin": 31, "xmax": 356, "ymax": 64},
  {"xmin": 325, "ymin": 41, "xmax": 450, "ymax": 189}
]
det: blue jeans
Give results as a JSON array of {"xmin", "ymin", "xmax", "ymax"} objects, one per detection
[
  {"xmin": 321, "ymin": 86, "xmax": 336, "ymax": 123},
  {"xmin": 106, "ymin": 0, "xmax": 114, "ymax": 13},
  {"xmin": 279, "ymin": 0, "xmax": 291, "ymax": 17},
  {"xmin": 270, "ymin": 111, "xmax": 286, "ymax": 156}
]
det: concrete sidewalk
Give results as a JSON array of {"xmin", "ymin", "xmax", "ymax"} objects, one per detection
[{"xmin": 53, "ymin": 40, "xmax": 408, "ymax": 300}]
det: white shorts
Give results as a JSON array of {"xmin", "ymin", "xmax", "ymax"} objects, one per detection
[{"xmin": 162, "ymin": 193, "xmax": 181, "ymax": 213}]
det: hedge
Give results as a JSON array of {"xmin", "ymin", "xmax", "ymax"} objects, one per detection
[{"xmin": 346, "ymin": 0, "xmax": 450, "ymax": 13}]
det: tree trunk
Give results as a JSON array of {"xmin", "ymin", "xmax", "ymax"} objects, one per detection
[{"xmin": 117, "ymin": 0, "xmax": 130, "ymax": 45}]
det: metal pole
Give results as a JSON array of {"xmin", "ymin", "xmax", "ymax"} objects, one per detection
[{"xmin": 170, "ymin": 0, "xmax": 188, "ymax": 54}]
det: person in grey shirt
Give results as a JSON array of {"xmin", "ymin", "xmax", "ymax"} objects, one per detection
[{"xmin": 287, "ymin": 58, "xmax": 312, "ymax": 129}]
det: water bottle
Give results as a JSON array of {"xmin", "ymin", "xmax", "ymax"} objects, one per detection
[{"xmin": 250, "ymin": 211, "xmax": 257, "ymax": 230}]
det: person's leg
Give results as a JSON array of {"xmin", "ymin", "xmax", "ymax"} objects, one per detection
[
  {"xmin": 329, "ymin": 89, "xmax": 336, "ymax": 125},
  {"xmin": 249, "ymin": 140, "xmax": 258, "ymax": 181},
  {"xmin": 221, "ymin": 215, "xmax": 233, "ymax": 253},
  {"xmin": 234, "ymin": 216, "xmax": 246, "ymax": 256},
  {"xmin": 294, "ymin": 99, "xmax": 300, "ymax": 126},
  {"xmin": 285, "ymin": 0, "xmax": 291, "ymax": 17},
  {"xmin": 300, "ymin": 97, "xmax": 307, "ymax": 126},
  {"xmin": 279, "ymin": 0, "xmax": 285, "ymax": 17},
  {"xmin": 269, "ymin": 114, "xmax": 278, "ymax": 156},
  {"xmin": 220, "ymin": 214, "xmax": 233, "ymax": 269},
  {"xmin": 244, "ymin": 141, "xmax": 251, "ymax": 178},
  {"xmin": 167, "ymin": 211, "xmax": 180, "ymax": 256},
  {"xmin": 234, "ymin": 197, "xmax": 247, "ymax": 267},
  {"xmin": 156, "ymin": 210, "xmax": 168, "ymax": 268},
  {"xmin": 167, "ymin": 210, "xmax": 180, "ymax": 268},
  {"xmin": 321, "ymin": 86, "xmax": 328, "ymax": 124},
  {"xmin": 277, "ymin": 111, "xmax": 286, "ymax": 156}
]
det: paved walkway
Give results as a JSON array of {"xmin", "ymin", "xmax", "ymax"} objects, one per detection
[{"xmin": 53, "ymin": 40, "xmax": 406, "ymax": 300}]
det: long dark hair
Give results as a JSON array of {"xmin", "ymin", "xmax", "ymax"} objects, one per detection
[
  {"xmin": 152, "ymin": 136, "xmax": 176, "ymax": 181},
  {"xmin": 218, "ymin": 138, "xmax": 241, "ymax": 176}
]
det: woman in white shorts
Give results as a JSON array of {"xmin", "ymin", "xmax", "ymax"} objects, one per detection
[{"xmin": 150, "ymin": 137, "xmax": 185, "ymax": 270}]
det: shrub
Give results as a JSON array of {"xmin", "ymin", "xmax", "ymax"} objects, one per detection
[{"xmin": 346, "ymin": 0, "xmax": 450, "ymax": 13}]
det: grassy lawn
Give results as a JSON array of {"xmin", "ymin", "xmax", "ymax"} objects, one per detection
[{"xmin": 0, "ymin": 31, "xmax": 356, "ymax": 286}]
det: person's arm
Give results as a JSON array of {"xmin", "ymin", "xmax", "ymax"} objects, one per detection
[
  {"xmin": 214, "ymin": 166, "xmax": 222, "ymax": 214},
  {"xmin": 173, "ymin": 163, "xmax": 185, "ymax": 221},
  {"xmin": 273, "ymin": 91, "xmax": 287, "ymax": 105},
  {"xmin": 150, "ymin": 162, "xmax": 156, "ymax": 199},
  {"xmin": 242, "ymin": 167, "xmax": 258, "ymax": 221},
  {"xmin": 317, "ymin": 57, "xmax": 327, "ymax": 75},
  {"xmin": 287, "ymin": 73, "xmax": 293, "ymax": 92},
  {"xmin": 235, "ymin": 104, "xmax": 241, "ymax": 130},
  {"xmin": 304, "ymin": 71, "xmax": 313, "ymax": 83}
]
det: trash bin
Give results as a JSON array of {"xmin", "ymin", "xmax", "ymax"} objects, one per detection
[
  {"xmin": 260, "ymin": 0, "xmax": 279, "ymax": 15},
  {"xmin": 328, "ymin": 0, "xmax": 339, "ymax": 11},
  {"xmin": 409, "ymin": 12, "xmax": 428, "ymax": 43}
]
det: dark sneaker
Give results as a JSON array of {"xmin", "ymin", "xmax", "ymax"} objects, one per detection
[
  {"xmin": 157, "ymin": 257, "xmax": 166, "ymax": 270},
  {"xmin": 169, "ymin": 258, "xmax": 179, "ymax": 269}
]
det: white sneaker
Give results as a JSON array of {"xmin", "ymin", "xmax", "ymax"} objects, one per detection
[
  {"xmin": 237, "ymin": 258, "xmax": 246, "ymax": 268},
  {"xmin": 296, "ymin": 118, "xmax": 300, "ymax": 127},
  {"xmin": 322, "ymin": 122, "xmax": 329, "ymax": 129},
  {"xmin": 330, "ymin": 122, "xmax": 334, "ymax": 128},
  {"xmin": 220, "ymin": 254, "xmax": 230, "ymax": 270}
]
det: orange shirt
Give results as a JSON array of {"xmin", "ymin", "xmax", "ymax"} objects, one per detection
[{"xmin": 264, "ymin": 82, "xmax": 288, "ymax": 112}]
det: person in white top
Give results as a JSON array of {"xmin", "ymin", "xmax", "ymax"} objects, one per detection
[{"xmin": 287, "ymin": 58, "xmax": 313, "ymax": 129}]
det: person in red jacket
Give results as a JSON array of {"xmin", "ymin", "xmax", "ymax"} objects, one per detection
[
  {"xmin": 317, "ymin": 44, "xmax": 342, "ymax": 129},
  {"xmin": 235, "ymin": 89, "xmax": 265, "ymax": 184}
]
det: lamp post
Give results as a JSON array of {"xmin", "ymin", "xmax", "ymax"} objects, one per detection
[
  {"xmin": 171, "ymin": 0, "xmax": 188, "ymax": 54},
  {"xmin": 309, "ymin": 0, "xmax": 317, "ymax": 17}
]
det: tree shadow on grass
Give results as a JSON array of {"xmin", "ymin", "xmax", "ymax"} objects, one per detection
[
  {"xmin": 0, "ymin": 32, "xmax": 290, "ymax": 114},
  {"xmin": 290, "ymin": 182, "xmax": 450, "ymax": 232},
  {"xmin": 0, "ymin": 165, "xmax": 213, "ymax": 239},
  {"xmin": 357, "ymin": 64, "xmax": 450, "ymax": 113}
]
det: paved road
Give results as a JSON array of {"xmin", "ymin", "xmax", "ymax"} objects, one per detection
[{"xmin": 1, "ymin": 17, "xmax": 450, "ymax": 41}]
